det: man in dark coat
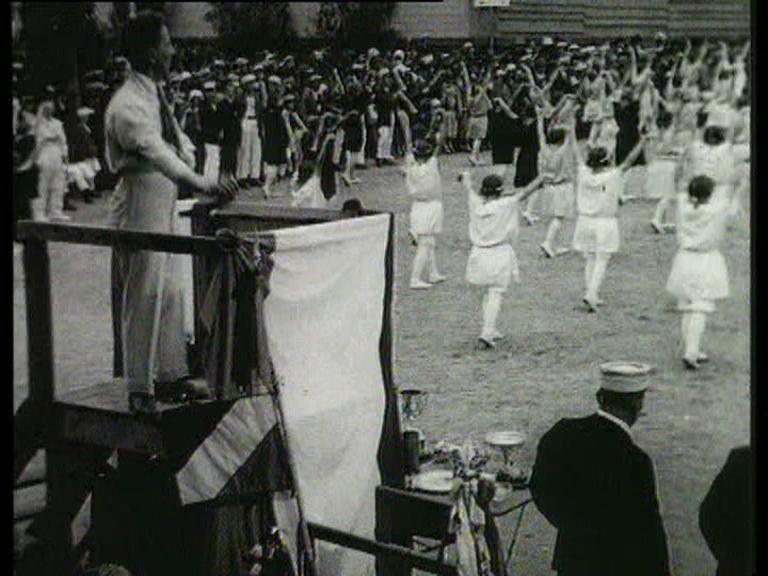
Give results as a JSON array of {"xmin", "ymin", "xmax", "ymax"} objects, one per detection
[
  {"xmin": 529, "ymin": 364, "xmax": 672, "ymax": 576},
  {"xmin": 699, "ymin": 445, "xmax": 753, "ymax": 576}
]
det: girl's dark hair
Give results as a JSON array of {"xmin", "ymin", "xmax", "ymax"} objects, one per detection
[
  {"xmin": 586, "ymin": 147, "xmax": 610, "ymax": 170},
  {"xmin": 657, "ymin": 109, "xmax": 673, "ymax": 130},
  {"xmin": 122, "ymin": 11, "xmax": 167, "ymax": 73},
  {"xmin": 696, "ymin": 110, "xmax": 709, "ymax": 129},
  {"xmin": 480, "ymin": 174, "xmax": 504, "ymax": 198},
  {"xmin": 703, "ymin": 126, "xmax": 726, "ymax": 146},
  {"xmin": 688, "ymin": 175, "xmax": 715, "ymax": 208},
  {"xmin": 547, "ymin": 127, "xmax": 566, "ymax": 146}
]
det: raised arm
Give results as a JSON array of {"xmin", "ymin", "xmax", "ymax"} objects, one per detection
[
  {"xmin": 618, "ymin": 134, "xmax": 647, "ymax": 172},
  {"xmin": 507, "ymin": 172, "xmax": 547, "ymax": 201}
]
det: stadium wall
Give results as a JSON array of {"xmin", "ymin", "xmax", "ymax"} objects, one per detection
[{"xmin": 162, "ymin": 1, "xmax": 751, "ymax": 42}]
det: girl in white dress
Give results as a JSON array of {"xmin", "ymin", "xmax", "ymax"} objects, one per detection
[
  {"xmin": 568, "ymin": 124, "xmax": 646, "ymax": 312},
  {"xmin": 405, "ymin": 138, "xmax": 447, "ymax": 289},
  {"xmin": 291, "ymin": 132, "xmax": 334, "ymax": 209},
  {"xmin": 666, "ymin": 175, "xmax": 741, "ymax": 369},
  {"xmin": 648, "ymin": 108, "xmax": 683, "ymax": 232},
  {"xmin": 461, "ymin": 170, "xmax": 546, "ymax": 348},
  {"xmin": 537, "ymin": 100, "xmax": 576, "ymax": 258},
  {"xmin": 32, "ymin": 99, "xmax": 70, "ymax": 222}
]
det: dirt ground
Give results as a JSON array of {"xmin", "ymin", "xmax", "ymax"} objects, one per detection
[{"xmin": 13, "ymin": 150, "xmax": 750, "ymax": 575}]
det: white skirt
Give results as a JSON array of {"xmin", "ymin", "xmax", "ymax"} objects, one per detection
[
  {"xmin": 540, "ymin": 182, "xmax": 575, "ymax": 218},
  {"xmin": 410, "ymin": 200, "xmax": 443, "ymax": 236},
  {"xmin": 645, "ymin": 159, "xmax": 677, "ymax": 200},
  {"xmin": 292, "ymin": 175, "xmax": 327, "ymax": 209},
  {"xmin": 466, "ymin": 243, "xmax": 519, "ymax": 291},
  {"xmin": 572, "ymin": 215, "xmax": 620, "ymax": 254},
  {"xmin": 666, "ymin": 249, "xmax": 729, "ymax": 305}
]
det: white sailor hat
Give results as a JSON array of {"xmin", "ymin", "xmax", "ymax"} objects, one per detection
[
  {"xmin": 213, "ymin": 59, "xmax": 226, "ymax": 68},
  {"xmin": 189, "ymin": 89, "xmax": 204, "ymax": 100},
  {"xmin": 241, "ymin": 74, "xmax": 256, "ymax": 85},
  {"xmin": 568, "ymin": 44, "xmax": 579, "ymax": 51},
  {"xmin": 505, "ymin": 63, "xmax": 517, "ymax": 73},
  {"xmin": 393, "ymin": 49, "xmax": 405, "ymax": 61},
  {"xmin": 178, "ymin": 71, "xmax": 192, "ymax": 82},
  {"xmin": 267, "ymin": 75, "xmax": 282, "ymax": 84},
  {"xmin": 556, "ymin": 41, "xmax": 568, "ymax": 49},
  {"xmin": 368, "ymin": 47, "xmax": 380, "ymax": 58},
  {"xmin": 203, "ymin": 81, "xmax": 216, "ymax": 90},
  {"xmin": 542, "ymin": 36, "xmax": 554, "ymax": 46},
  {"xmin": 77, "ymin": 106, "xmax": 95, "ymax": 118},
  {"xmin": 421, "ymin": 54, "xmax": 434, "ymax": 65},
  {"xmin": 599, "ymin": 361, "xmax": 652, "ymax": 393},
  {"xmin": 463, "ymin": 41, "xmax": 473, "ymax": 50},
  {"xmin": 235, "ymin": 57, "xmax": 248, "ymax": 66},
  {"xmin": 430, "ymin": 98, "xmax": 441, "ymax": 107},
  {"xmin": 169, "ymin": 72, "xmax": 181, "ymax": 83}
]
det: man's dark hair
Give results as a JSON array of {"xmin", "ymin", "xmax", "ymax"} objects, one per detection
[
  {"xmin": 596, "ymin": 389, "xmax": 645, "ymax": 415},
  {"xmin": 121, "ymin": 11, "xmax": 167, "ymax": 73}
]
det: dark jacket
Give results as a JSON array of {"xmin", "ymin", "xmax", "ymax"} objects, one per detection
[
  {"xmin": 699, "ymin": 446, "xmax": 753, "ymax": 576},
  {"xmin": 529, "ymin": 413, "xmax": 672, "ymax": 576}
]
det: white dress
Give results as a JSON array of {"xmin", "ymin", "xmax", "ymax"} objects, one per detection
[
  {"xmin": 539, "ymin": 145, "xmax": 576, "ymax": 218},
  {"xmin": 406, "ymin": 154, "xmax": 444, "ymax": 236},
  {"xmin": 465, "ymin": 189, "xmax": 520, "ymax": 292},
  {"xmin": 680, "ymin": 140, "xmax": 736, "ymax": 204},
  {"xmin": 572, "ymin": 165, "xmax": 622, "ymax": 254},
  {"xmin": 292, "ymin": 174, "xmax": 327, "ymax": 209},
  {"xmin": 644, "ymin": 128, "xmax": 680, "ymax": 200},
  {"xmin": 666, "ymin": 193, "xmax": 730, "ymax": 310}
]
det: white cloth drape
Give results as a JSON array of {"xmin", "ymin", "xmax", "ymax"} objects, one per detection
[{"xmin": 265, "ymin": 214, "xmax": 390, "ymax": 576}]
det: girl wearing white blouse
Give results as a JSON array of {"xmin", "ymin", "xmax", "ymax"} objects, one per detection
[
  {"xmin": 406, "ymin": 138, "xmax": 447, "ymax": 289},
  {"xmin": 568, "ymin": 123, "xmax": 646, "ymax": 312},
  {"xmin": 666, "ymin": 175, "xmax": 741, "ymax": 369},
  {"xmin": 461, "ymin": 170, "xmax": 547, "ymax": 349}
]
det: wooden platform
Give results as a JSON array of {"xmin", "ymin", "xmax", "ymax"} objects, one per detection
[{"xmin": 52, "ymin": 379, "xmax": 242, "ymax": 460}]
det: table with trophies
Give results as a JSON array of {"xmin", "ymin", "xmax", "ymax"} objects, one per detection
[{"xmin": 376, "ymin": 388, "xmax": 533, "ymax": 575}]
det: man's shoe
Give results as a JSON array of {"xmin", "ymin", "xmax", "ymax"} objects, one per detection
[
  {"xmin": 410, "ymin": 280, "xmax": 432, "ymax": 290},
  {"xmin": 428, "ymin": 273, "xmax": 447, "ymax": 284},
  {"xmin": 540, "ymin": 243, "xmax": 555, "ymax": 258},
  {"xmin": 697, "ymin": 352, "xmax": 709, "ymax": 364}
]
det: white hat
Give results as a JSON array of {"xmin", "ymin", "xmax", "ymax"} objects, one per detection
[
  {"xmin": 189, "ymin": 90, "xmax": 204, "ymax": 100},
  {"xmin": 241, "ymin": 74, "xmax": 256, "ymax": 84},
  {"xmin": 203, "ymin": 81, "xmax": 216, "ymax": 90},
  {"xmin": 267, "ymin": 75, "xmax": 282, "ymax": 84},
  {"xmin": 169, "ymin": 72, "xmax": 181, "ymax": 83},
  {"xmin": 463, "ymin": 41, "xmax": 473, "ymax": 50},
  {"xmin": 556, "ymin": 41, "xmax": 568, "ymax": 48},
  {"xmin": 542, "ymin": 36, "xmax": 554, "ymax": 46},
  {"xmin": 368, "ymin": 47, "xmax": 380, "ymax": 58},
  {"xmin": 393, "ymin": 49, "xmax": 405, "ymax": 61},
  {"xmin": 213, "ymin": 59, "xmax": 226, "ymax": 67},
  {"xmin": 178, "ymin": 71, "xmax": 192, "ymax": 82},
  {"xmin": 421, "ymin": 54, "xmax": 434, "ymax": 65},
  {"xmin": 77, "ymin": 106, "xmax": 95, "ymax": 118},
  {"xmin": 599, "ymin": 361, "xmax": 652, "ymax": 393},
  {"xmin": 235, "ymin": 57, "xmax": 248, "ymax": 65}
]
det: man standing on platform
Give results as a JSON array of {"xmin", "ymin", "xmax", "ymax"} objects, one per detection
[
  {"xmin": 529, "ymin": 365, "xmax": 673, "ymax": 576},
  {"xmin": 106, "ymin": 11, "xmax": 237, "ymax": 409}
]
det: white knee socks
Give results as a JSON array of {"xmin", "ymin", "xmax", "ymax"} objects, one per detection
[
  {"xmin": 684, "ymin": 312, "xmax": 707, "ymax": 359},
  {"xmin": 481, "ymin": 290, "xmax": 503, "ymax": 340},
  {"xmin": 411, "ymin": 243, "xmax": 430, "ymax": 284},
  {"xmin": 585, "ymin": 253, "xmax": 610, "ymax": 302},
  {"xmin": 543, "ymin": 218, "xmax": 562, "ymax": 252},
  {"xmin": 652, "ymin": 198, "xmax": 669, "ymax": 227}
]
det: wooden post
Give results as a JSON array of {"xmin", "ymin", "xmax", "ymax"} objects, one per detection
[{"xmin": 22, "ymin": 238, "xmax": 54, "ymax": 407}]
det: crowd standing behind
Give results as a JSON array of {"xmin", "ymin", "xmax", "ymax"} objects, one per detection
[{"xmin": 13, "ymin": 34, "xmax": 749, "ymax": 222}]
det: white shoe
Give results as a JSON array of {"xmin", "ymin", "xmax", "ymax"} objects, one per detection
[
  {"xmin": 50, "ymin": 213, "xmax": 71, "ymax": 222},
  {"xmin": 540, "ymin": 243, "xmax": 555, "ymax": 258},
  {"xmin": 410, "ymin": 280, "xmax": 432, "ymax": 290},
  {"xmin": 489, "ymin": 330, "xmax": 504, "ymax": 341},
  {"xmin": 428, "ymin": 273, "xmax": 447, "ymax": 284},
  {"xmin": 555, "ymin": 247, "xmax": 571, "ymax": 256},
  {"xmin": 478, "ymin": 336, "xmax": 496, "ymax": 349}
]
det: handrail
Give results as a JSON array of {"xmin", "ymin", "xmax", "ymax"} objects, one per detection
[{"xmin": 16, "ymin": 220, "xmax": 242, "ymax": 256}]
